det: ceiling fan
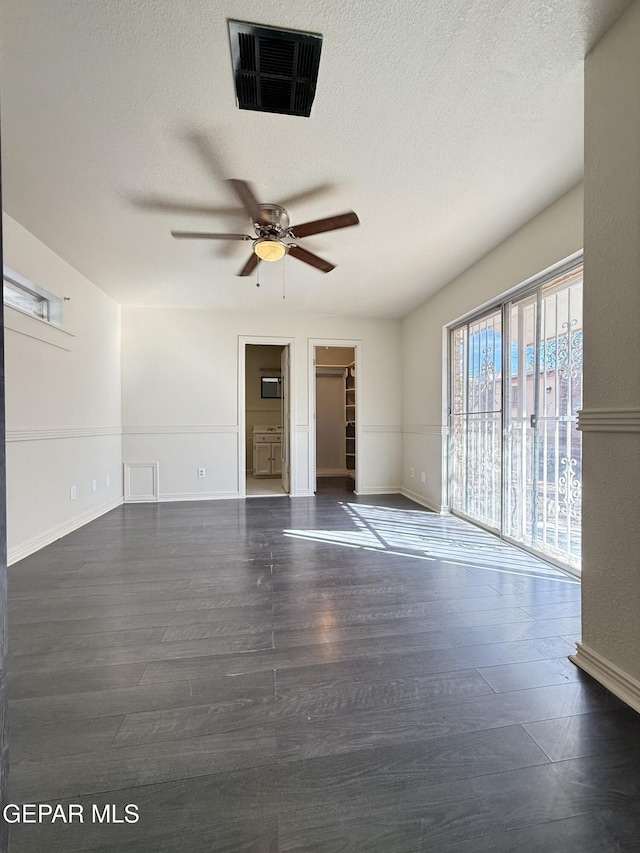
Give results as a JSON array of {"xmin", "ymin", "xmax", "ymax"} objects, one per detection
[{"xmin": 171, "ymin": 179, "xmax": 359, "ymax": 276}]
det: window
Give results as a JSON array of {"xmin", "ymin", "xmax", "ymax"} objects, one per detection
[
  {"xmin": 3, "ymin": 266, "xmax": 64, "ymax": 325},
  {"xmin": 3, "ymin": 279, "xmax": 48, "ymax": 319}
]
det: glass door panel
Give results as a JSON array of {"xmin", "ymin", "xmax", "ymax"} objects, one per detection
[
  {"xmin": 451, "ymin": 309, "xmax": 502, "ymax": 530},
  {"xmin": 504, "ymin": 269, "xmax": 583, "ymax": 569},
  {"xmin": 535, "ymin": 272, "xmax": 583, "ymax": 567},
  {"xmin": 504, "ymin": 294, "xmax": 538, "ymax": 547}
]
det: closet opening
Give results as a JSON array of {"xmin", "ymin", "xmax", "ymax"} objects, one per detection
[{"xmin": 313, "ymin": 345, "xmax": 356, "ymax": 495}]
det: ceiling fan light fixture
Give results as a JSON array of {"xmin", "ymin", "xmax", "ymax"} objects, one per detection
[{"xmin": 254, "ymin": 238, "xmax": 287, "ymax": 262}]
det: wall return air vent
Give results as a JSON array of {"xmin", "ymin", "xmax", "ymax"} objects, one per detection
[{"xmin": 228, "ymin": 21, "xmax": 322, "ymax": 118}]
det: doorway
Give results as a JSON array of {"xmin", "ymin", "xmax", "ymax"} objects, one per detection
[
  {"xmin": 243, "ymin": 343, "xmax": 290, "ymax": 498},
  {"xmin": 313, "ymin": 345, "xmax": 356, "ymax": 495}
]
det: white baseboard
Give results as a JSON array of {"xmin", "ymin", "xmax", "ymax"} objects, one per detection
[
  {"xmin": 138, "ymin": 490, "xmax": 315, "ymax": 501},
  {"xmin": 8, "ymin": 496, "xmax": 124, "ymax": 565},
  {"xmin": 353, "ymin": 486, "xmax": 401, "ymax": 495},
  {"xmin": 570, "ymin": 642, "xmax": 640, "ymax": 714},
  {"xmin": 400, "ymin": 487, "xmax": 446, "ymax": 514},
  {"xmin": 159, "ymin": 491, "xmax": 240, "ymax": 502}
]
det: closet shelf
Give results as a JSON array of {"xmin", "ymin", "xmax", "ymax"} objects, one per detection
[{"xmin": 344, "ymin": 364, "xmax": 356, "ymax": 479}]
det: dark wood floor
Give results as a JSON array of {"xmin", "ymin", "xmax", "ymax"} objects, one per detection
[{"xmin": 6, "ymin": 487, "xmax": 640, "ymax": 851}]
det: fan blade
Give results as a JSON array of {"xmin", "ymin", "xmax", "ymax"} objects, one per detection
[
  {"xmin": 288, "ymin": 245, "xmax": 335, "ymax": 273},
  {"xmin": 131, "ymin": 195, "xmax": 241, "ymax": 218},
  {"xmin": 290, "ymin": 211, "xmax": 359, "ymax": 239},
  {"xmin": 186, "ymin": 131, "xmax": 228, "ymax": 184},
  {"xmin": 278, "ymin": 182, "xmax": 335, "ymax": 210},
  {"xmin": 226, "ymin": 179, "xmax": 261, "ymax": 223},
  {"xmin": 238, "ymin": 253, "xmax": 260, "ymax": 277},
  {"xmin": 171, "ymin": 231, "xmax": 252, "ymax": 241}
]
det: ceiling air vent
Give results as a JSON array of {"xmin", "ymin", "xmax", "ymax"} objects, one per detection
[{"xmin": 228, "ymin": 21, "xmax": 322, "ymax": 118}]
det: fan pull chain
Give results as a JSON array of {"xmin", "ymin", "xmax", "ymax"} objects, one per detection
[{"xmin": 256, "ymin": 260, "xmax": 260, "ymax": 288}]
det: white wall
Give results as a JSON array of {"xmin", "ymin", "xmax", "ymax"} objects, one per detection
[
  {"xmin": 572, "ymin": 0, "xmax": 640, "ymax": 710},
  {"xmin": 3, "ymin": 214, "xmax": 122, "ymax": 562},
  {"xmin": 121, "ymin": 309, "xmax": 401, "ymax": 499},
  {"xmin": 400, "ymin": 183, "xmax": 584, "ymax": 511}
]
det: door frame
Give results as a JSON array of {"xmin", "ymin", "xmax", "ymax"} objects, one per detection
[
  {"xmin": 238, "ymin": 335, "xmax": 295, "ymax": 499},
  {"xmin": 308, "ymin": 338, "xmax": 362, "ymax": 494}
]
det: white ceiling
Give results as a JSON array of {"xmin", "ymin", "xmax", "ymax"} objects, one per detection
[{"xmin": 0, "ymin": 0, "xmax": 633, "ymax": 319}]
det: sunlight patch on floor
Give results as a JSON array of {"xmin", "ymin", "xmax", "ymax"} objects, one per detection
[{"xmin": 283, "ymin": 501, "xmax": 577, "ymax": 583}]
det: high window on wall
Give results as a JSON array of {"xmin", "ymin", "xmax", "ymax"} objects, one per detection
[
  {"xmin": 450, "ymin": 258, "xmax": 583, "ymax": 572},
  {"xmin": 3, "ymin": 266, "xmax": 64, "ymax": 325}
]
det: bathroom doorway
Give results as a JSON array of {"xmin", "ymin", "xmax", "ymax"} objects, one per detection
[{"xmin": 243, "ymin": 343, "xmax": 290, "ymax": 497}]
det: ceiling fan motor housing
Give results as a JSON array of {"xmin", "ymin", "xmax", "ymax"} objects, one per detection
[{"xmin": 254, "ymin": 203, "xmax": 290, "ymax": 237}]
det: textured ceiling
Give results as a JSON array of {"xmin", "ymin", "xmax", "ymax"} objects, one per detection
[{"xmin": 0, "ymin": 0, "xmax": 634, "ymax": 318}]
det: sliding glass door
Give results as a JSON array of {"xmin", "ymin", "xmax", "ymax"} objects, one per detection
[{"xmin": 450, "ymin": 263, "xmax": 583, "ymax": 571}]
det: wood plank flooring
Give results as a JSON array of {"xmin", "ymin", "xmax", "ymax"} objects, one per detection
[{"xmin": 6, "ymin": 486, "xmax": 640, "ymax": 851}]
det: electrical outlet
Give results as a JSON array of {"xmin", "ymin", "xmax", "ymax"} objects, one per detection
[
  {"xmin": 198, "ymin": 467, "xmax": 206, "ymax": 479},
  {"xmin": 105, "ymin": 474, "xmax": 111, "ymax": 488},
  {"xmin": 421, "ymin": 472, "xmax": 426, "ymax": 483},
  {"xmin": 70, "ymin": 485, "xmax": 77, "ymax": 501},
  {"xmin": 410, "ymin": 467, "xmax": 415, "ymax": 478},
  {"xmin": 91, "ymin": 479, "xmax": 97, "ymax": 493}
]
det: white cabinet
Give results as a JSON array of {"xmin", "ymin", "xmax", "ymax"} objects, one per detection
[
  {"xmin": 271, "ymin": 447, "xmax": 282, "ymax": 476},
  {"xmin": 253, "ymin": 442, "xmax": 273, "ymax": 476},
  {"xmin": 252, "ymin": 427, "xmax": 282, "ymax": 477}
]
